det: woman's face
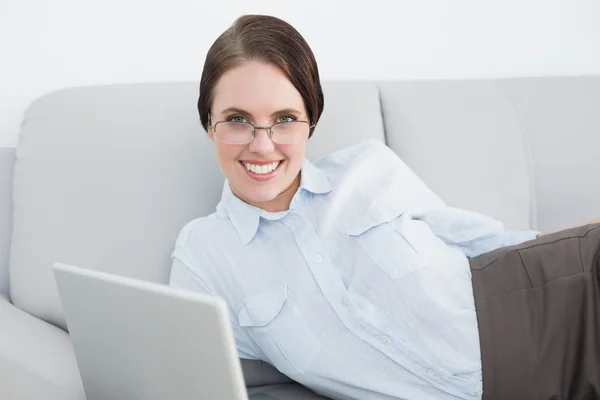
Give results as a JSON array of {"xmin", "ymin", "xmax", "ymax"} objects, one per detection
[{"xmin": 209, "ymin": 61, "xmax": 309, "ymax": 212}]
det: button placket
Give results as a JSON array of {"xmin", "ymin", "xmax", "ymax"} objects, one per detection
[{"xmin": 288, "ymin": 211, "xmax": 358, "ymax": 339}]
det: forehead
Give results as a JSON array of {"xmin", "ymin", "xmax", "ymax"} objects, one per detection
[{"xmin": 212, "ymin": 61, "xmax": 305, "ymax": 115}]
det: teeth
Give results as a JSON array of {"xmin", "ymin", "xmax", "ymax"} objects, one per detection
[{"xmin": 243, "ymin": 161, "xmax": 280, "ymax": 174}]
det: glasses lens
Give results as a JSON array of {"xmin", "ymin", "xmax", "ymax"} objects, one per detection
[
  {"xmin": 215, "ymin": 122, "xmax": 253, "ymax": 144},
  {"xmin": 271, "ymin": 122, "xmax": 310, "ymax": 144}
]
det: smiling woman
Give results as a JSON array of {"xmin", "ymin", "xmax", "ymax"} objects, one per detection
[
  {"xmin": 207, "ymin": 62, "xmax": 311, "ymax": 211},
  {"xmin": 196, "ymin": 15, "xmax": 323, "ymax": 213},
  {"xmin": 168, "ymin": 13, "xmax": 600, "ymax": 400}
]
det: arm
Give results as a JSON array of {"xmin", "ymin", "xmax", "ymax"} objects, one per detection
[
  {"xmin": 169, "ymin": 244, "xmax": 263, "ymax": 361},
  {"xmin": 410, "ymin": 207, "xmax": 540, "ymax": 258}
]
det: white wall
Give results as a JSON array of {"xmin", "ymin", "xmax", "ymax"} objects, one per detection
[{"xmin": 1, "ymin": 0, "xmax": 600, "ymax": 147}]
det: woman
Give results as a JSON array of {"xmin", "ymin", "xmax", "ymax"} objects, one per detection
[{"xmin": 169, "ymin": 14, "xmax": 600, "ymax": 400}]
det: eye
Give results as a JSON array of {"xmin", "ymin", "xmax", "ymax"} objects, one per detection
[
  {"xmin": 276, "ymin": 115, "xmax": 296, "ymax": 124},
  {"xmin": 227, "ymin": 115, "xmax": 248, "ymax": 123}
]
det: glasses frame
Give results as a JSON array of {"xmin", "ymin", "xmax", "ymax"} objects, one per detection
[{"xmin": 207, "ymin": 119, "xmax": 315, "ymax": 145}]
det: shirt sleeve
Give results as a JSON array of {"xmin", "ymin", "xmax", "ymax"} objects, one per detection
[
  {"xmin": 169, "ymin": 242, "xmax": 264, "ymax": 361},
  {"xmin": 410, "ymin": 207, "xmax": 540, "ymax": 258}
]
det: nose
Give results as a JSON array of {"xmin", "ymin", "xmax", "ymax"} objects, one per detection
[{"xmin": 248, "ymin": 127, "xmax": 275, "ymax": 155}]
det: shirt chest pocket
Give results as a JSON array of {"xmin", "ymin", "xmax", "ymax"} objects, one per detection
[
  {"xmin": 237, "ymin": 284, "xmax": 320, "ymax": 375},
  {"xmin": 347, "ymin": 214, "xmax": 426, "ymax": 279}
]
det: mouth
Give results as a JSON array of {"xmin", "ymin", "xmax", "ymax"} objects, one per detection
[{"xmin": 239, "ymin": 160, "xmax": 283, "ymax": 181}]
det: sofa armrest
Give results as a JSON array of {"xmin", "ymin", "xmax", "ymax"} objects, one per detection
[
  {"xmin": 0, "ymin": 297, "xmax": 85, "ymax": 399},
  {"xmin": 0, "ymin": 148, "xmax": 15, "ymax": 299}
]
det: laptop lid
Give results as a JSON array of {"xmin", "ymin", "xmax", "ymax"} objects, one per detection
[{"xmin": 53, "ymin": 262, "xmax": 247, "ymax": 400}]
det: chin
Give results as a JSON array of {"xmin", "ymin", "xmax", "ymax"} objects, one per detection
[{"xmin": 243, "ymin": 187, "xmax": 282, "ymax": 204}]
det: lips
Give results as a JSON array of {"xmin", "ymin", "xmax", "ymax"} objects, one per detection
[
  {"xmin": 239, "ymin": 160, "xmax": 283, "ymax": 181},
  {"xmin": 242, "ymin": 160, "xmax": 281, "ymax": 174}
]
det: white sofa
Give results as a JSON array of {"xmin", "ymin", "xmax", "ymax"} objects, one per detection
[{"xmin": 1, "ymin": 77, "xmax": 600, "ymax": 399}]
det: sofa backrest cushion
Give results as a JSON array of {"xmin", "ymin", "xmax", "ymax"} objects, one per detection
[
  {"xmin": 379, "ymin": 76, "xmax": 600, "ymax": 233},
  {"xmin": 500, "ymin": 77, "xmax": 600, "ymax": 232},
  {"xmin": 9, "ymin": 81, "xmax": 384, "ymax": 329},
  {"xmin": 379, "ymin": 80, "xmax": 534, "ymax": 231}
]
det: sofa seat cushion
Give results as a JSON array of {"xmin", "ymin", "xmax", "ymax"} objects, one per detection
[
  {"xmin": 0, "ymin": 298, "xmax": 84, "ymax": 399},
  {"xmin": 248, "ymin": 383, "xmax": 330, "ymax": 399}
]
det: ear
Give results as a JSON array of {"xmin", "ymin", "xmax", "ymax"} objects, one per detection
[
  {"xmin": 207, "ymin": 126, "xmax": 215, "ymax": 142},
  {"xmin": 206, "ymin": 112, "xmax": 216, "ymax": 142}
]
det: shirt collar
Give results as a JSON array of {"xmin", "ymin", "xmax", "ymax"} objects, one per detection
[
  {"xmin": 221, "ymin": 158, "xmax": 332, "ymax": 245},
  {"xmin": 299, "ymin": 158, "xmax": 332, "ymax": 195}
]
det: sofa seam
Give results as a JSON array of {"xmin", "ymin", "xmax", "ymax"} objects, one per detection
[
  {"xmin": 3, "ymin": 147, "xmax": 16, "ymax": 301},
  {"xmin": 496, "ymin": 79, "xmax": 538, "ymax": 231},
  {"xmin": 375, "ymin": 84, "xmax": 388, "ymax": 145}
]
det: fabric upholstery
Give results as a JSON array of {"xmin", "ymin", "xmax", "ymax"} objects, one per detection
[
  {"xmin": 306, "ymin": 81, "xmax": 385, "ymax": 160},
  {"xmin": 0, "ymin": 297, "xmax": 84, "ymax": 400},
  {"xmin": 10, "ymin": 82, "xmax": 216, "ymax": 329},
  {"xmin": 499, "ymin": 76, "xmax": 600, "ymax": 233},
  {"xmin": 241, "ymin": 359, "xmax": 293, "ymax": 387},
  {"xmin": 248, "ymin": 383, "xmax": 329, "ymax": 399},
  {"xmin": 0, "ymin": 148, "xmax": 14, "ymax": 298},
  {"xmin": 379, "ymin": 80, "xmax": 533, "ymax": 231},
  {"xmin": 243, "ymin": 359, "xmax": 328, "ymax": 399}
]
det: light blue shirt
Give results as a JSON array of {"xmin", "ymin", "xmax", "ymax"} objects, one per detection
[{"xmin": 169, "ymin": 140, "xmax": 539, "ymax": 400}]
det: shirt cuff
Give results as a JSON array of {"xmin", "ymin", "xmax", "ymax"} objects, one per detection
[{"xmin": 504, "ymin": 229, "xmax": 541, "ymax": 247}]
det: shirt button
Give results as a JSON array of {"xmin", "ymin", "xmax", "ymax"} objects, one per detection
[
  {"xmin": 475, "ymin": 389, "xmax": 483, "ymax": 396},
  {"xmin": 426, "ymin": 368, "xmax": 435, "ymax": 377},
  {"xmin": 314, "ymin": 254, "xmax": 322, "ymax": 263},
  {"xmin": 341, "ymin": 297, "xmax": 348, "ymax": 306},
  {"xmin": 294, "ymin": 219, "xmax": 301, "ymax": 226},
  {"xmin": 379, "ymin": 336, "xmax": 389, "ymax": 344}
]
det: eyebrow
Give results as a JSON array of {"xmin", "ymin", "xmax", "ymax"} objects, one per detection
[{"xmin": 220, "ymin": 107, "xmax": 303, "ymax": 118}]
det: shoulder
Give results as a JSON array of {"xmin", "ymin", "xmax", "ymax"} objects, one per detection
[
  {"xmin": 313, "ymin": 139, "xmax": 416, "ymax": 189},
  {"xmin": 174, "ymin": 209, "xmax": 235, "ymax": 251},
  {"xmin": 171, "ymin": 209, "xmax": 241, "ymax": 286},
  {"xmin": 309, "ymin": 139, "xmax": 445, "ymax": 219},
  {"xmin": 313, "ymin": 139, "xmax": 396, "ymax": 171},
  {"xmin": 170, "ymin": 211, "xmax": 236, "ymax": 294}
]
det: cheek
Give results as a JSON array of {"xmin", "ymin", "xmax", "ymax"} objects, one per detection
[
  {"xmin": 280, "ymin": 143, "xmax": 306, "ymax": 165},
  {"xmin": 215, "ymin": 143, "xmax": 244, "ymax": 165}
]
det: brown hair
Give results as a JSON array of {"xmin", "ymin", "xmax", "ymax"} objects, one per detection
[{"xmin": 198, "ymin": 15, "xmax": 324, "ymax": 137}]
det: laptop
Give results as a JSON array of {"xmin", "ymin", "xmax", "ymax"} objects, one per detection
[{"xmin": 53, "ymin": 262, "xmax": 248, "ymax": 400}]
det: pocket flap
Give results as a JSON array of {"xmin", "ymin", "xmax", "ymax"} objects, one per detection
[
  {"xmin": 238, "ymin": 284, "xmax": 288, "ymax": 327},
  {"xmin": 347, "ymin": 205, "xmax": 406, "ymax": 236},
  {"xmin": 347, "ymin": 212, "xmax": 422, "ymax": 279}
]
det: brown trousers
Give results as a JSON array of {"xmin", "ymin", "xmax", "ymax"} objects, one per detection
[{"xmin": 470, "ymin": 223, "xmax": 600, "ymax": 400}]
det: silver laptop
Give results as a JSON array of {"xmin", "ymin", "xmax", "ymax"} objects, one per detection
[{"xmin": 53, "ymin": 262, "xmax": 248, "ymax": 400}]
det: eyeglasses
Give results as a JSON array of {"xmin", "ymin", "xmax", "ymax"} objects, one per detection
[{"xmin": 208, "ymin": 120, "xmax": 315, "ymax": 145}]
